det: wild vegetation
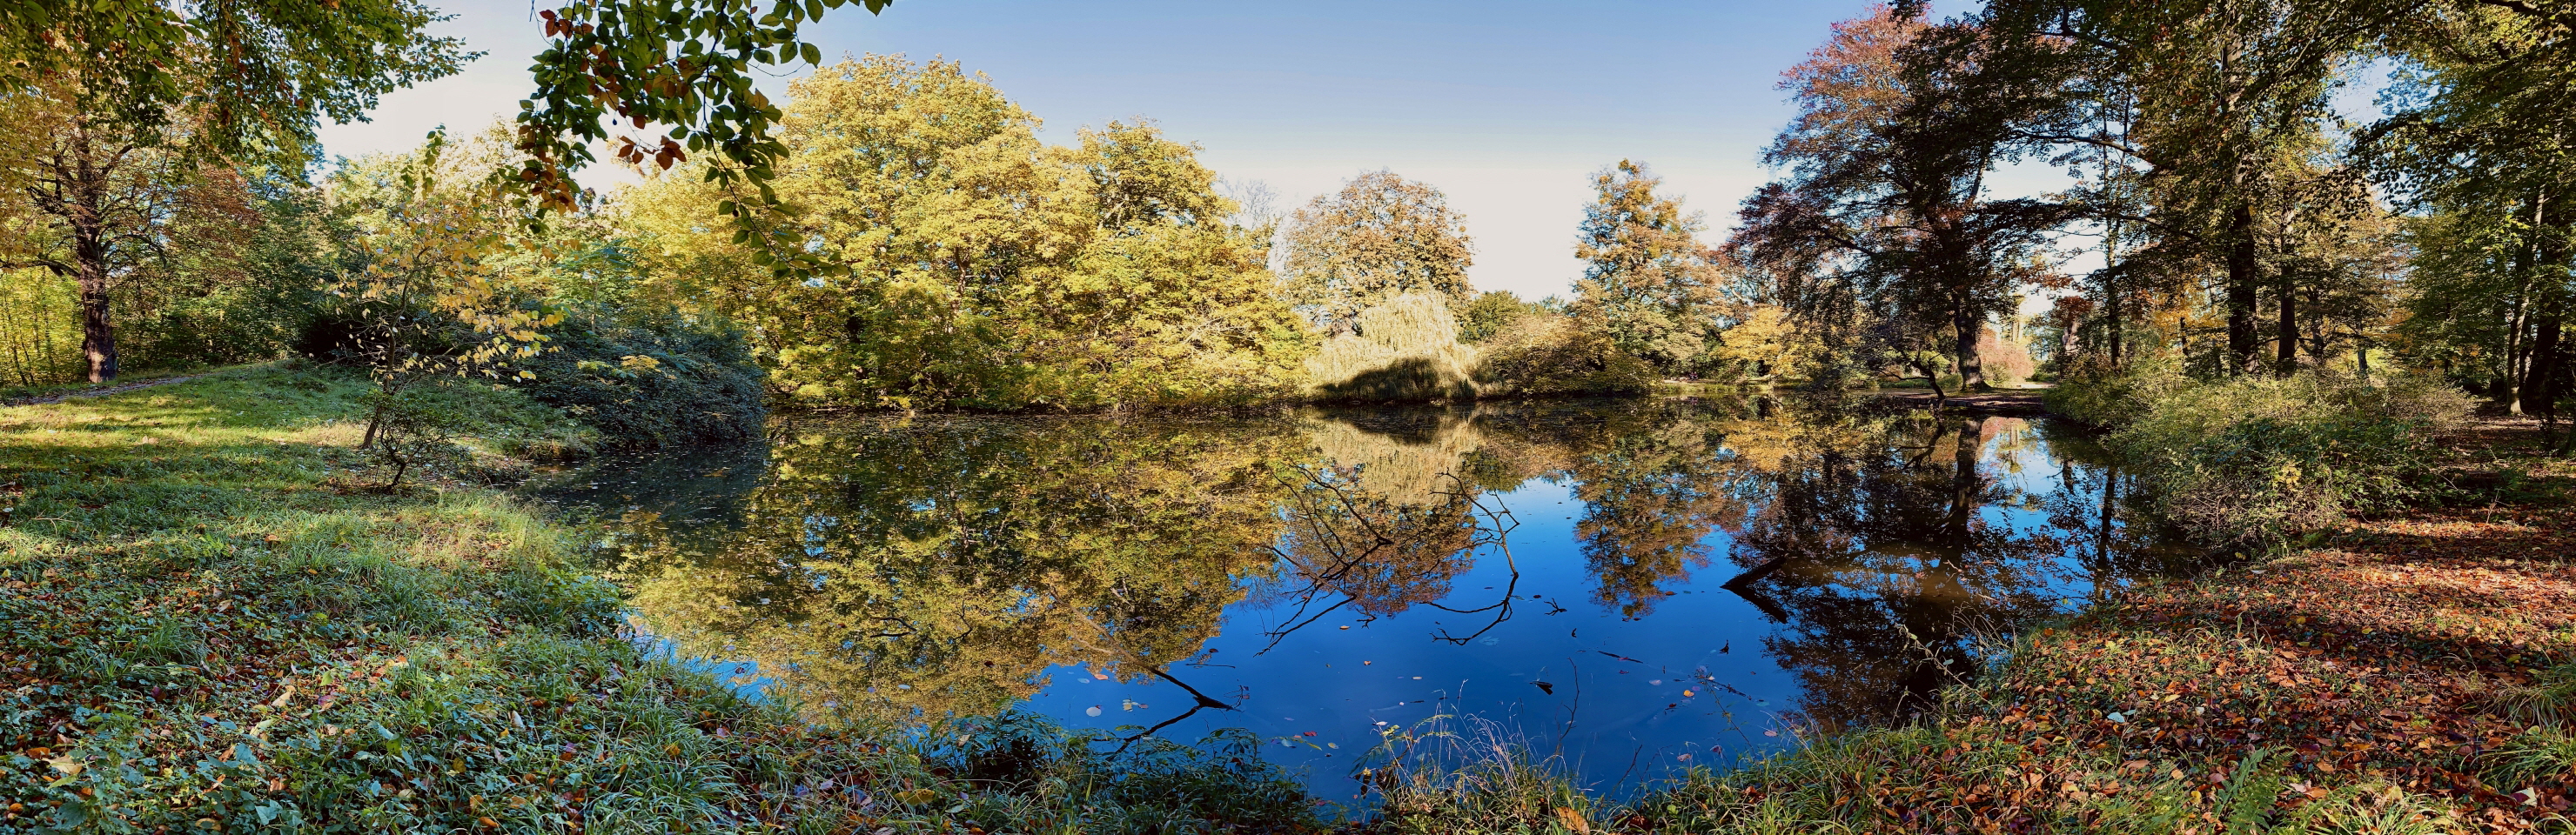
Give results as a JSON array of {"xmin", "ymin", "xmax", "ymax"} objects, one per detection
[{"xmin": 6, "ymin": 0, "xmax": 2576, "ymax": 829}]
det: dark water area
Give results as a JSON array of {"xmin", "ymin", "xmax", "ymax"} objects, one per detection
[{"xmin": 528, "ymin": 396, "xmax": 2200, "ymax": 798}]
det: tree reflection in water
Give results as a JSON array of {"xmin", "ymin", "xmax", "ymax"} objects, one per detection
[{"xmin": 549, "ymin": 397, "xmax": 2185, "ymax": 761}]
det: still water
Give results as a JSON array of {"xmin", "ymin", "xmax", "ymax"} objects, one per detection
[{"xmin": 531, "ymin": 396, "xmax": 2194, "ymax": 798}]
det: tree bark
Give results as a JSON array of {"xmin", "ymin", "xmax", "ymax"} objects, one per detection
[
  {"xmin": 2104, "ymin": 275, "xmax": 2123, "ymax": 369},
  {"xmin": 2275, "ymin": 269, "xmax": 2298, "ymax": 375},
  {"xmin": 1955, "ymin": 294, "xmax": 1988, "ymax": 392},
  {"xmin": 2226, "ymin": 200, "xmax": 2261, "ymax": 373},
  {"xmin": 2527, "ymin": 291, "xmax": 2565, "ymax": 424},
  {"xmin": 67, "ymin": 129, "xmax": 117, "ymax": 384}
]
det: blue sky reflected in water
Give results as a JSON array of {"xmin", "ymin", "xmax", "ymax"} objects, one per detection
[{"xmin": 534, "ymin": 398, "xmax": 2193, "ymax": 798}]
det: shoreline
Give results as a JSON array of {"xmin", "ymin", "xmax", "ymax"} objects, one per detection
[{"xmin": 6, "ymin": 366, "xmax": 2566, "ymax": 832}]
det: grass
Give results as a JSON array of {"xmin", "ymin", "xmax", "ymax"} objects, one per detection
[{"xmin": 0, "ymin": 363, "xmax": 1323, "ymax": 834}]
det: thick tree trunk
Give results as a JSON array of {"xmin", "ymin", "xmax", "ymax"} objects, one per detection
[
  {"xmin": 1955, "ymin": 296, "xmax": 1988, "ymax": 392},
  {"xmin": 77, "ymin": 267, "xmax": 115, "ymax": 384},
  {"xmin": 2528, "ymin": 298, "xmax": 2565, "ymax": 424},
  {"xmin": 2528, "ymin": 228, "xmax": 2567, "ymax": 423},
  {"xmin": 2505, "ymin": 196, "xmax": 2544, "ymax": 414},
  {"xmin": 2225, "ymin": 201, "xmax": 2261, "ymax": 373},
  {"xmin": 68, "ymin": 131, "xmax": 117, "ymax": 384}
]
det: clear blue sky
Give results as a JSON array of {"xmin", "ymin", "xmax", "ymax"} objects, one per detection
[{"xmin": 317, "ymin": 0, "xmax": 1888, "ymax": 300}]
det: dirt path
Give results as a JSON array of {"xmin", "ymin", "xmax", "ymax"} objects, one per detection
[{"xmin": 3, "ymin": 373, "xmax": 204, "ymax": 407}]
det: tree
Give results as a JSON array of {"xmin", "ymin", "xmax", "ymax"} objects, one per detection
[
  {"xmin": 0, "ymin": 100, "xmax": 258, "ymax": 382},
  {"xmin": 1457, "ymin": 290, "xmax": 1540, "ymax": 344},
  {"xmin": 621, "ymin": 57, "xmax": 1305, "ymax": 410},
  {"xmin": 1569, "ymin": 160, "xmax": 1731, "ymax": 374},
  {"xmin": 325, "ymin": 130, "xmax": 558, "ymax": 488},
  {"xmin": 1732, "ymin": 8, "xmax": 2083, "ymax": 394},
  {"xmin": 0, "ymin": 0, "xmax": 469, "ymax": 164},
  {"xmin": 0, "ymin": 1, "xmax": 464, "ymax": 383},
  {"xmin": 2368, "ymin": 2, "xmax": 2576, "ymax": 429},
  {"xmin": 1971, "ymin": 0, "xmax": 2400, "ymax": 373},
  {"xmin": 1279, "ymin": 170, "xmax": 1475, "ymax": 334}
]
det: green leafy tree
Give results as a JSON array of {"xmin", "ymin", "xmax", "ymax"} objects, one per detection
[
  {"xmin": 0, "ymin": 0, "xmax": 469, "ymax": 163},
  {"xmin": 326, "ymin": 131, "xmax": 559, "ymax": 487},
  {"xmin": 1279, "ymin": 170, "xmax": 1475, "ymax": 335},
  {"xmin": 1456, "ymin": 290, "xmax": 1540, "ymax": 344},
  {"xmin": 2370, "ymin": 2, "xmax": 2576, "ymax": 428},
  {"xmin": 1970, "ymin": 0, "xmax": 2392, "ymax": 373}
]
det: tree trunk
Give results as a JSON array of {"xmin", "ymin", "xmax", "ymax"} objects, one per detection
[
  {"xmin": 2226, "ymin": 201, "xmax": 2261, "ymax": 373},
  {"xmin": 1955, "ymin": 295, "xmax": 1988, "ymax": 392},
  {"xmin": 2527, "ymin": 295, "xmax": 2565, "ymax": 424},
  {"xmin": 2505, "ymin": 196, "xmax": 2542, "ymax": 414},
  {"xmin": 2274, "ymin": 270, "xmax": 2299, "ymax": 375},
  {"xmin": 2105, "ymin": 277, "xmax": 2123, "ymax": 369},
  {"xmin": 69, "ymin": 133, "xmax": 117, "ymax": 384}
]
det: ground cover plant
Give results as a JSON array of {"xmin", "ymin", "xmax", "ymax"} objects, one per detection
[{"xmin": 0, "ymin": 366, "xmax": 1321, "ymax": 834}]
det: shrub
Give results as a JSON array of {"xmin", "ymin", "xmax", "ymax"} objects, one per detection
[
  {"xmin": 1305, "ymin": 293, "xmax": 1483, "ymax": 401},
  {"xmin": 1472, "ymin": 312, "xmax": 1655, "ymax": 397},
  {"xmin": 509, "ymin": 311, "xmax": 768, "ymax": 449},
  {"xmin": 1977, "ymin": 331, "xmax": 2036, "ymax": 384},
  {"xmin": 2056, "ymin": 359, "xmax": 2472, "ymax": 548}
]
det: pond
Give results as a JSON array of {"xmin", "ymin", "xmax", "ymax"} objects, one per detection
[{"xmin": 528, "ymin": 396, "xmax": 2197, "ymax": 799}]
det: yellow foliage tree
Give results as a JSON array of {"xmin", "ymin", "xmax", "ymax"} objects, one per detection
[{"xmin": 616, "ymin": 57, "xmax": 1305, "ymax": 411}]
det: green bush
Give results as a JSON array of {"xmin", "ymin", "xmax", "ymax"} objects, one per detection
[
  {"xmin": 508, "ymin": 311, "xmax": 768, "ymax": 449},
  {"xmin": 2053, "ymin": 357, "xmax": 2472, "ymax": 548}
]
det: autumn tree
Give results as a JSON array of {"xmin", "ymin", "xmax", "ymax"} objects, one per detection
[
  {"xmin": 0, "ymin": 102, "xmax": 263, "ymax": 383},
  {"xmin": 1732, "ymin": 8, "xmax": 2083, "ymax": 393},
  {"xmin": 0, "ymin": 2, "xmax": 464, "ymax": 383},
  {"xmin": 1569, "ymin": 160, "xmax": 1732, "ymax": 374},
  {"xmin": 621, "ymin": 57, "xmax": 1304, "ymax": 410},
  {"xmin": 1279, "ymin": 170, "xmax": 1475, "ymax": 334},
  {"xmin": 0, "ymin": 0, "xmax": 468, "ymax": 163},
  {"xmin": 1968, "ymin": 0, "xmax": 2400, "ymax": 374}
]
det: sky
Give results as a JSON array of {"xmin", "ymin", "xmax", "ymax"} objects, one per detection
[{"xmin": 316, "ymin": 0, "xmax": 1894, "ymax": 301}]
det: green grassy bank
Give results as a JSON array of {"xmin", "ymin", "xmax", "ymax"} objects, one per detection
[{"xmin": 0, "ymin": 364, "xmax": 1316, "ymax": 834}]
